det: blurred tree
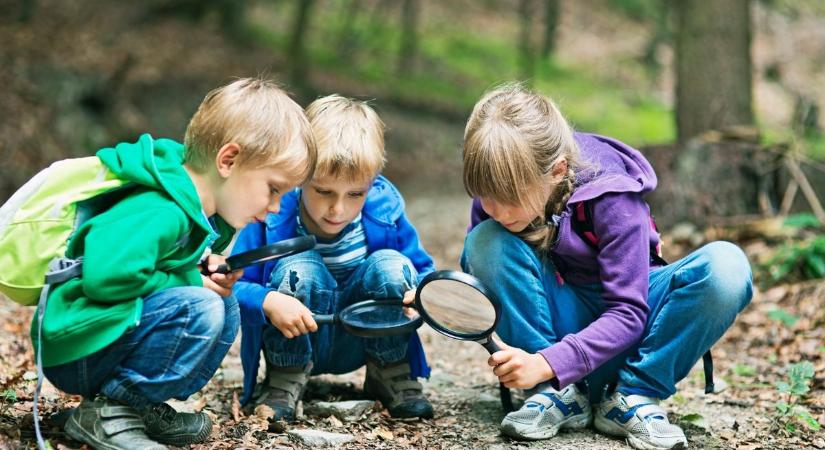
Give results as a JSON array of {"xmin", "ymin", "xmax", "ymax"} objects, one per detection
[
  {"xmin": 674, "ymin": 0, "xmax": 754, "ymax": 142},
  {"xmin": 397, "ymin": 0, "xmax": 420, "ymax": 75},
  {"xmin": 541, "ymin": 0, "xmax": 560, "ymax": 59},
  {"xmin": 337, "ymin": 0, "xmax": 363, "ymax": 58},
  {"xmin": 289, "ymin": 0, "xmax": 316, "ymax": 89},
  {"xmin": 146, "ymin": 0, "xmax": 248, "ymax": 34},
  {"xmin": 518, "ymin": 0, "xmax": 537, "ymax": 82}
]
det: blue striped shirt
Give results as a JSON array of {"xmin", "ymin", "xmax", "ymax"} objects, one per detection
[{"xmin": 296, "ymin": 213, "xmax": 368, "ymax": 282}]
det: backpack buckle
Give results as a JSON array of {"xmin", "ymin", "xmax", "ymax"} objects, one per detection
[{"xmin": 44, "ymin": 257, "xmax": 83, "ymax": 285}]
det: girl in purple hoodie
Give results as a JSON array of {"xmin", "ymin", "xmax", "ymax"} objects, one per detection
[{"xmin": 460, "ymin": 84, "xmax": 752, "ymax": 450}]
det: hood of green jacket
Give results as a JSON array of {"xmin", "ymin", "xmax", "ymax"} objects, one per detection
[{"xmin": 97, "ymin": 133, "xmax": 216, "ymax": 240}]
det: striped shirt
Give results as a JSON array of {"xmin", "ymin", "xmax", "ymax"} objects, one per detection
[{"xmin": 296, "ymin": 213, "xmax": 368, "ymax": 282}]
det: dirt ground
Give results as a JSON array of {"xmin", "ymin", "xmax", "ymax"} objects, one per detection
[{"xmin": 1, "ymin": 192, "xmax": 823, "ymax": 450}]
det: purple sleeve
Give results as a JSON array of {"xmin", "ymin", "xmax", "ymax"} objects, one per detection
[
  {"xmin": 468, "ymin": 197, "xmax": 489, "ymax": 232},
  {"xmin": 539, "ymin": 193, "xmax": 651, "ymax": 388}
]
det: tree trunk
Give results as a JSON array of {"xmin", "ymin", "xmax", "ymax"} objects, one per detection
[
  {"xmin": 397, "ymin": 0, "xmax": 419, "ymax": 75},
  {"xmin": 288, "ymin": 0, "xmax": 315, "ymax": 87},
  {"xmin": 675, "ymin": 0, "xmax": 753, "ymax": 142},
  {"xmin": 518, "ymin": 0, "xmax": 536, "ymax": 82},
  {"xmin": 541, "ymin": 0, "xmax": 559, "ymax": 59}
]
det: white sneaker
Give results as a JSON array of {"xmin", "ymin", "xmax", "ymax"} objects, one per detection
[
  {"xmin": 500, "ymin": 383, "xmax": 591, "ymax": 440},
  {"xmin": 594, "ymin": 390, "xmax": 688, "ymax": 450}
]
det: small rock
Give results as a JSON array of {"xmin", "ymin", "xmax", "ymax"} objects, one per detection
[
  {"xmin": 305, "ymin": 400, "xmax": 375, "ymax": 421},
  {"xmin": 669, "ymin": 222, "xmax": 697, "ymax": 243},
  {"xmin": 288, "ymin": 429, "xmax": 354, "ymax": 447},
  {"xmin": 23, "ymin": 371, "xmax": 37, "ymax": 381},
  {"xmin": 219, "ymin": 367, "xmax": 245, "ymax": 385}
]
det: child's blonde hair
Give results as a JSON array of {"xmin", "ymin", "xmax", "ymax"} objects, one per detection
[
  {"xmin": 463, "ymin": 83, "xmax": 582, "ymax": 251},
  {"xmin": 184, "ymin": 77, "xmax": 316, "ymax": 182},
  {"xmin": 305, "ymin": 95, "xmax": 385, "ymax": 183}
]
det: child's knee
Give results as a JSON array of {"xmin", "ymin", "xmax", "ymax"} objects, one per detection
[
  {"xmin": 462, "ymin": 220, "xmax": 534, "ymax": 281},
  {"xmin": 179, "ymin": 287, "xmax": 226, "ymax": 338},
  {"xmin": 694, "ymin": 241, "xmax": 754, "ymax": 314},
  {"xmin": 270, "ymin": 250, "xmax": 335, "ymax": 296},
  {"xmin": 362, "ymin": 249, "xmax": 417, "ymax": 292}
]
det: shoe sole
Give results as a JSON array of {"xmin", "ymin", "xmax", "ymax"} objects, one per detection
[
  {"xmin": 500, "ymin": 413, "xmax": 591, "ymax": 440},
  {"xmin": 150, "ymin": 416, "xmax": 213, "ymax": 447},
  {"xmin": 594, "ymin": 415, "xmax": 687, "ymax": 450}
]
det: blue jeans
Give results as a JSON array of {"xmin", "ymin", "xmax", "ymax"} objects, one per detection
[
  {"xmin": 461, "ymin": 220, "xmax": 753, "ymax": 401},
  {"xmin": 44, "ymin": 287, "xmax": 240, "ymax": 410},
  {"xmin": 262, "ymin": 249, "xmax": 416, "ymax": 374}
]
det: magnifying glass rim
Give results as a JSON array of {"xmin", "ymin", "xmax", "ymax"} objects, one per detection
[
  {"xmin": 225, "ymin": 235, "xmax": 316, "ymax": 271},
  {"xmin": 338, "ymin": 299, "xmax": 423, "ymax": 337},
  {"xmin": 414, "ymin": 270, "xmax": 501, "ymax": 341}
]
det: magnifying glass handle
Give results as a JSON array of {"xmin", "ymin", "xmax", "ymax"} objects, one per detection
[
  {"xmin": 313, "ymin": 314, "xmax": 336, "ymax": 325},
  {"xmin": 479, "ymin": 336, "xmax": 501, "ymax": 354},
  {"xmin": 200, "ymin": 263, "xmax": 230, "ymax": 275}
]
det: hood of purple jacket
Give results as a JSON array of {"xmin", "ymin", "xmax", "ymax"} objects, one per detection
[{"xmin": 568, "ymin": 132, "xmax": 657, "ymax": 203}]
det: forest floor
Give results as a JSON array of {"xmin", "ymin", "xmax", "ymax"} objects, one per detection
[{"xmin": 1, "ymin": 193, "xmax": 823, "ymax": 450}]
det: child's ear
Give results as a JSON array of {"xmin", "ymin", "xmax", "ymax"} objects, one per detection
[
  {"xmin": 216, "ymin": 143, "xmax": 241, "ymax": 178},
  {"xmin": 550, "ymin": 158, "xmax": 568, "ymax": 179}
]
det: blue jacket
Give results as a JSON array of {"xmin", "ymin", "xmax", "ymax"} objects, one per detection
[{"xmin": 232, "ymin": 175, "xmax": 435, "ymax": 404}]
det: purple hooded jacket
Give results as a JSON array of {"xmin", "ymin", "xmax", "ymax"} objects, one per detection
[{"xmin": 469, "ymin": 132, "xmax": 659, "ymax": 389}]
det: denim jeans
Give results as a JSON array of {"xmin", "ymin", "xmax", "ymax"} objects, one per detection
[
  {"xmin": 44, "ymin": 286, "xmax": 239, "ymax": 410},
  {"xmin": 461, "ymin": 220, "xmax": 753, "ymax": 401},
  {"xmin": 262, "ymin": 249, "xmax": 416, "ymax": 374}
]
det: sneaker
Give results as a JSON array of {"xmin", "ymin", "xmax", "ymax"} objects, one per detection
[
  {"xmin": 500, "ymin": 383, "xmax": 591, "ymax": 440},
  {"xmin": 64, "ymin": 396, "xmax": 168, "ymax": 450},
  {"xmin": 142, "ymin": 402, "xmax": 212, "ymax": 446},
  {"xmin": 257, "ymin": 362, "xmax": 313, "ymax": 422},
  {"xmin": 594, "ymin": 390, "xmax": 688, "ymax": 450},
  {"xmin": 363, "ymin": 359, "xmax": 433, "ymax": 419}
]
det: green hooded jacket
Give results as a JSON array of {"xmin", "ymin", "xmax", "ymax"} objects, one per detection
[{"xmin": 32, "ymin": 134, "xmax": 235, "ymax": 366}]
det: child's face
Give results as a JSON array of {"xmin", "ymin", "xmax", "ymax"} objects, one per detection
[
  {"xmin": 216, "ymin": 164, "xmax": 300, "ymax": 229},
  {"xmin": 478, "ymin": 197, "xmax": 539, "ymax": 233},
  {"xmin": 300, "ymin": 175, "xmax": 372, "ymax": 240}
]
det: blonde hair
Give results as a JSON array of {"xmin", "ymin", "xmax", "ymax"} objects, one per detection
[
  {"xmin": 184, "ymin": 77, "xmax": 317, "ymax": 183},
  {"xmin": 305, "ymin": 94, "xmax": 385, "ymax": 183},
  {"xmin": 463, "ymin": 83, "xmax": 582, "ymax": 251}
]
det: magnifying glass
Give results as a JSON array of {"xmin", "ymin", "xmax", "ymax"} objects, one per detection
[
  {"xmin": 414, "ymin": 269, "xmax": 514, "ymax": 412},
  {"xmin": 204, "ymin": 235, "xmax": 317, "ymax": 275},
  {"xmin": 313, "ymin": 299, "xmax": 423, "ymax": 338}
]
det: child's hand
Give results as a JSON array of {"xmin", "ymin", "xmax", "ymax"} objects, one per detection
[
  {"xmin": 402, "ymin": 288, "xmax": 417, "ymax": 319},
  {"xmin": 263, "ymin": 291, "xmax": 318, "ymax": 338},
  {"xmin": 488, "ymin": 341, "xmax": 555, "ymax": 389},
  {"xmin": 199, "ymin": 254, "xmax": 243, "ymax": 297}
]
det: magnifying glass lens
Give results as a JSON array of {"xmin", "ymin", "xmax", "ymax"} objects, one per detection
[
  {"xmin": 342, "ymin": 302, "xmax": 416, "ymax": 329},
  {"xmin": 418, "ymin": 279, "xmax": 497, "ymax": 335}
]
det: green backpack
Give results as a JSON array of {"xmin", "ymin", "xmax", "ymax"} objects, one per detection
[{"xmin": 0, "ymin": 156, "xmax": 132, "ymax": 306}]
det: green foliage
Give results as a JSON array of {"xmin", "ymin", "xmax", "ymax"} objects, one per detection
[
  {"xmin": 1, "ymin": 389, "xmax": 16, "ymax": 415},
  {"xmin": 783, "ymin": 213, "xmax": 823, "ymax": 230},
  {"xmin": 608, "ymin": 0, "xmax": 662, "ymax": 21},
  {"xmin": 245, "ymin": 0, "xmax": 675, "ymax": 146},
  {"xmin": 762, "ymin": 234, "xmax": 825, "ymax": 286},
  {"xmin": 680, "ymin": 412, "xmax": 706, "ymax": 428},
  {"xmin": 733, "ymin": 364, "xmax": 757, "ymax": 377},
  {"xmin": 767, "ymin": 308, "xmax": 799, "ymax": 328},
  {"xmin": 774, "ymin": 361, "xmax": 821, "ymax": 433}
]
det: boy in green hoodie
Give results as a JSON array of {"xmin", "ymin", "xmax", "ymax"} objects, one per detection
[{"xmin": 33, "ymin": 78, "xmax": 317, "ymax": 450}]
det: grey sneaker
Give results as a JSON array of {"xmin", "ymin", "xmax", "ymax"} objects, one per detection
[
  {"xmin": 64, "ymin": 396, "xmax": 167, "ymax": 450},
  {"xmin": 500, "ymin": 383, "xmax": 591, "ymax": 440},
  {"xmin": 363, "ymin": 359, "xmax": 433, "ymax": 419},
  {"xmin": 257, "ymin": 362, "xmax": 313, "ymax": 422},
  {"xmin": 142, "ymin": 402, "xmax": 212, "ymax": 446},
  {"xmin": 594, "ymin": 390, "xmax": 687, "ymax": 450}
]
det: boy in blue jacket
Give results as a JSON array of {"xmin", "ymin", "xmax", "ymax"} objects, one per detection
[{"xmin": 233, "ymin": 95, "xmax": 435, "ymax": 421}]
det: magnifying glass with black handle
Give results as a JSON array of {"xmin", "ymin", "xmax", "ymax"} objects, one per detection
[
  {"xmin": 413, "ymin": 269, "xmax": 515, "ymax": 412},
  {"xmin": 202, "ymin": 235, "xmax": 317, "ymax": 275},
  {"xmin": 312, "ymin": 299, "xmax": 423, "ymax": 338}
]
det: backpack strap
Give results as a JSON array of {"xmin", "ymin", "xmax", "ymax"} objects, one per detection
[{"xmin": 568, "ymin": 201, "xmax": 715, "ymax": 394}]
